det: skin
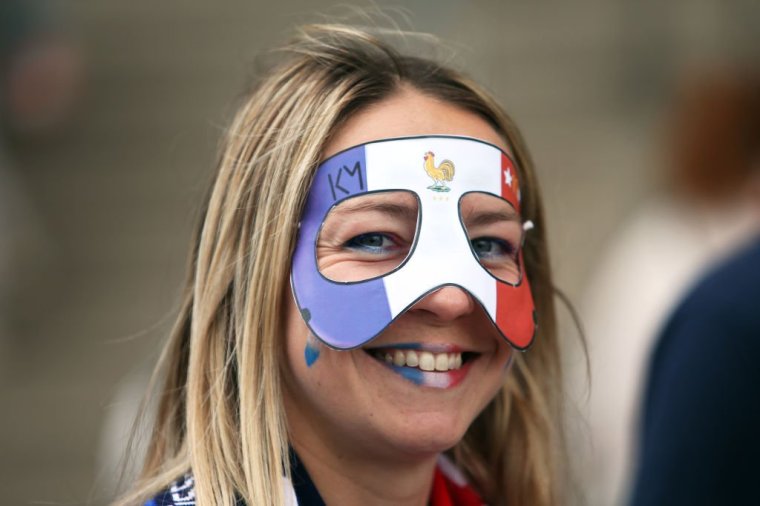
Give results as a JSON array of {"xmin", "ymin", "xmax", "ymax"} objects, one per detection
[{"xmin": 282, "ymin": 86, "xmax": 515, "ymax": 506}]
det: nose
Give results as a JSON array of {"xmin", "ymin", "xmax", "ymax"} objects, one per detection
[{"xmin": 411, "ymin": 285, "xmax": 476, "ymax": 322}]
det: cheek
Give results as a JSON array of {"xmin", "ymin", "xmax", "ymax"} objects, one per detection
[
  {"xmin": 492, "ymin": 340, "xmax": 514, "ymax": 369},
  {"xmin": 304, "ymin": 333, "xmax": 321, "ymax": 367},
  {"xmin": 284, "ymin": 290, "xmax": 321, "ymax": 369},
  {"xmin": 503, "ymin": 345, "xmax": 515, "ymax": 370},
  {"xmin": 282, "ymin": 308, "xmax": 367, "ymax": 429},
  {"xmin": 282, "ymin": 292, "xmax": 346, "ymax": 394},
  {"xmin": 480, "ymin": 344, "xmax": 514, "ymax": 400}
]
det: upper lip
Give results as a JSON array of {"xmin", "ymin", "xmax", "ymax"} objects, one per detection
[{"xmin": 362, "ymin": 342, "xmax": 483, "ymax": 354}]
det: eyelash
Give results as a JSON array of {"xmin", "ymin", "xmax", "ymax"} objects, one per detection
[
  {"xmin": 345, "ymin": 233, "xmax": 517, "ymax": 262},
  {"xmin": 470, "ymin": 237, "xmax": 517, "ymax": 260},
  {"xmin": 344, "ymin": 233, "xmax": 403, "ymax": 255}
]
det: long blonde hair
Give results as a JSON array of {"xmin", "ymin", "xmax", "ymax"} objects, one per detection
[{"xmin": 119, "ymin": 23, "xmax": 564, "ymax": 506}]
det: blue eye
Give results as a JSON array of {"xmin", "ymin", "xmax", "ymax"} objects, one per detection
[
  {"xmin": 345, "ymin": 233, "xmax": 398, "ymax": 254},
  {"xmin": 470, "ymin": 237, "xmax": 516, "ymax": 261}
]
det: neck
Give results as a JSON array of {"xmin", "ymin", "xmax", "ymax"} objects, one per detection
[{"xmin": 290, "ymin": 434, "xmax": 438, "ymax": 506}]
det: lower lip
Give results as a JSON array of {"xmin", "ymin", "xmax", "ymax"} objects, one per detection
[{"xmin": 374, "ymin": 356, "xmax": 474, "ymax": 389}]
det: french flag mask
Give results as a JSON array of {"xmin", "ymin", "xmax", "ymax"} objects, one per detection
[{"xmin": 291, "ymin": 135, "xmax": 536, "ymax": 350}]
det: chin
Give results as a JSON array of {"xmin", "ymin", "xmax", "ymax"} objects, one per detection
[{"xmin": 382, "ymin": 412, "xmax": 472, "ymax": 457}]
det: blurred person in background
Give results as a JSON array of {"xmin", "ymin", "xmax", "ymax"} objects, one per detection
[
  {"xmin": 629, "ymin": 185, "xmax": 760, "ymax": 503},
  {"xmin": 1, "ymin": 1, "xmax": 83, "ymax": 135},
  {"xmin": 117, "ymin": 22, "xmax": 570, "ymax": 506},
  {"xmin": 573, "ymin": 70, "xmax": 760, "ymax": 505},
  {"xmin": 628, "ymin": 71, "xmax": 760, "ymax": 505},
  {"xmin": 0, "ymin": 0, "xmax": 83, "ymax": 368}
]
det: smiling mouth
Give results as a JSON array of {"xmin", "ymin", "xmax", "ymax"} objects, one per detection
[{"xmin": 364, "ymin": 347, "xmax": 478, "ymax": 372}]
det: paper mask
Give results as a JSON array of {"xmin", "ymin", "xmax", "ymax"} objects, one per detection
[{"xmin": 291, "ymin": 135, "xmax": 536, "ymax": 350}]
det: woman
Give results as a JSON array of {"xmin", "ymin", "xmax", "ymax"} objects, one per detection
[{"xmin": 121, "ymin": 23, "xmax": 565, "ymax": 506}]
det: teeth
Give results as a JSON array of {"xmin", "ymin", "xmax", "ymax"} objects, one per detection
[
  {"xmin": 372, "ymin": 349, "xmax": 464, "ymax": 372},
  {"xmin": 435, "ymin": 353, "xmax": 449, "ymax": 371},
  {"xmin": 419, "ymin": 352, "xmax": 435, "ymax": 371}
]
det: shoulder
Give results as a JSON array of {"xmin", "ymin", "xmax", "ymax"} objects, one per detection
[
  {"xmin": 641, "ymin": 237, "xmax": 760, "ymax": 430},
  {"xmin": 632, "ymin": 240, "xmax": 760, "ymax": 506},
  {"xmin": 679, "ymin": 237, "xmax": 760, "ymax": 315},
  {"xmin": 657, "ymin": 237, "xmax": 760, "ymax": 355},
  {"xmin": 145, "ymin": 475, "xmax": 195, "ymax": 506}
]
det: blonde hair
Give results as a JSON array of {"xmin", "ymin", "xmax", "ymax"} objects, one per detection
[{"xmin": 119, "ymin": 23, "xmax": 564, "ymax": 506}]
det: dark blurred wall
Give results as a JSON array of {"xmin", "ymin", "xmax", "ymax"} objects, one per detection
[{"xmin": 0, "ymin": 1, "xmax": 757, "ymax": 504}]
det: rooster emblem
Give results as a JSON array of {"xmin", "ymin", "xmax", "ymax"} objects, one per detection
[{"xmin": 423, "ymin": 151, "xmax": 455, "ymax": 192}]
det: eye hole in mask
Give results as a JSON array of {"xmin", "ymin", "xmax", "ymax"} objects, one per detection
[
  {"xmin": 459, "ymin": 191, "xmax": 524, "ymax": 285},
  {"xmin": 316, "ymin": 189, "xmax": 526, "ymax": 285},
  {"xmin": 317, "ymin": 190, "xmax": 421, "ymax": 283}
]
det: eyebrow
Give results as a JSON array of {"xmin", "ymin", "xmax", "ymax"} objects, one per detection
[
  {"xmin": 330, "ymin": 200, "xmax": 418, "ymax": 222},
  {"xmin": 463, "ymin": 208, "xmax": 520, "ymax": 227}
]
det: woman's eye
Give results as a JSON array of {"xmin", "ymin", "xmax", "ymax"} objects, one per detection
[
  {"xmin": 345, "ymin": 233, "xmax": 398, "ymax": 254},
  {"xmin": 470, "ymin": 237, "xmax": 516, "ymax": 260}
]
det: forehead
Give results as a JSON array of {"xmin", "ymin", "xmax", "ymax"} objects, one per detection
[{"xmin": 324, "ymin": 88, "xmax": 511, "ymax": 159}]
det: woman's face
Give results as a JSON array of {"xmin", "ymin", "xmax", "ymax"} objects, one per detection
[{"xmin": 282, "ymin": 87, "xmax": 515, "ymax": 460}]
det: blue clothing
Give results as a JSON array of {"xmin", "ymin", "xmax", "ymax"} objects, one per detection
[
  {"xmin": 630, "ymin": 238, "xmax": 760, "ymax": 505},
  {"xmin": 146, "ymin": 449, "xmax": 325, "ymax": 506},
  {"xmin": 145, "ymin": 475, "xmax": 195, "ymax": 506}
]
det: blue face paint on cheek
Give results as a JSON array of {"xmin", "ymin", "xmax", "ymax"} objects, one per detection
[{"xmin": 304, "ymin": 334, "xmax": 321, "ymax": 367}]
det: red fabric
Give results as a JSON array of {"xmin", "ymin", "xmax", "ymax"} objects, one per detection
[{"xmin": 429, "ymin": 466, "xmax": 485, "ymax": 506}]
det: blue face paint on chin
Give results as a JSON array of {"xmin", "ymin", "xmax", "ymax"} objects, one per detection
[{"xmin": 304, "ymin": 334, "xmax": 320, "ymax": 367}]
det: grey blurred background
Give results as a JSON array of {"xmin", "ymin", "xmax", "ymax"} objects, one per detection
[{"xmin": 1, "ymin": 1, "xmax": 758, "ymax": 504}]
